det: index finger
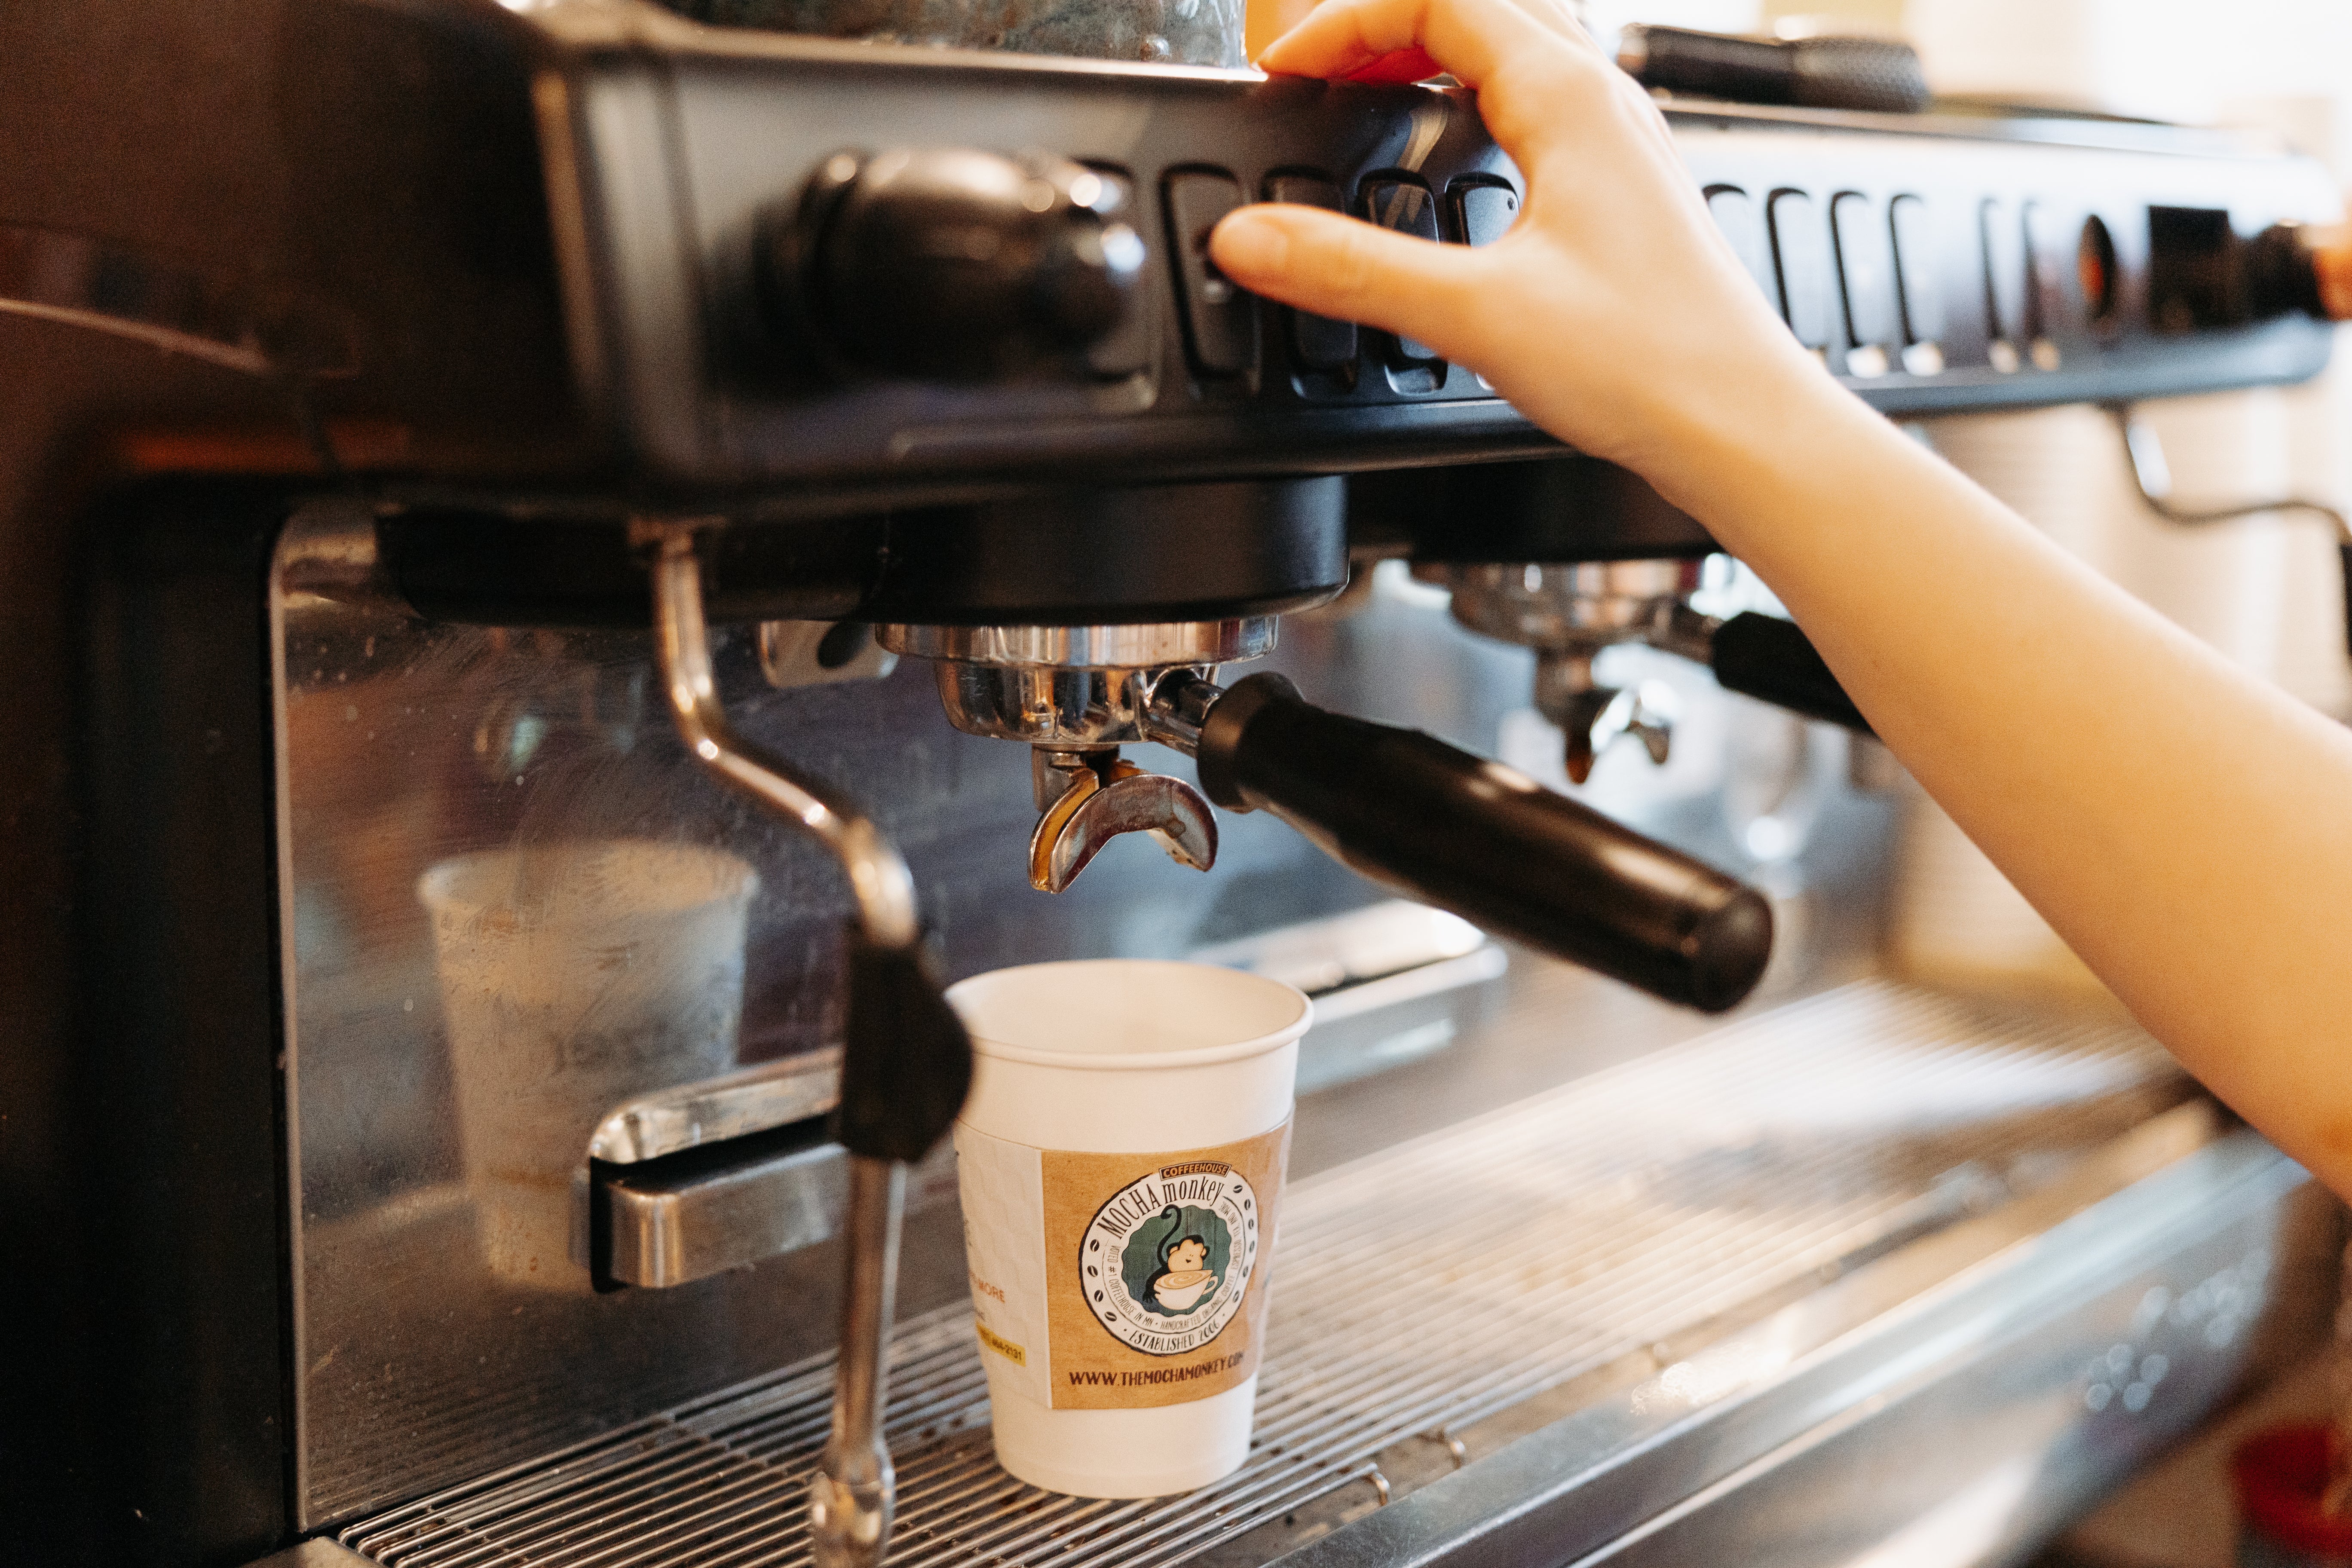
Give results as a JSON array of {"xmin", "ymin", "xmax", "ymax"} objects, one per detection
[{"xmin": 1253, "ymin": 0, "xmax": 1599, "ymax": 91}]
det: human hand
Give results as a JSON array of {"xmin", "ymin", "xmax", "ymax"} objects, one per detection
[{"xmin": 1210, "ymin": 0, "xmax": 1844, "ymax": 485}]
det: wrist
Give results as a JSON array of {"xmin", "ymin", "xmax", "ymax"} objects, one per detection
[{"xmin": 1627, "ymin": 343, "xmax": 1903, "ymax": 537}]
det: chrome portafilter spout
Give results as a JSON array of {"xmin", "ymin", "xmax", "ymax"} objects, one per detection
[
  {"xmin": 1441, "ymin": 560, "xmax": 1700, "ymax": 784},
  {"xmin": 1440, "ymin": 557, "xmax": 1875, "ymax": 763},
  {"xmin": 875, "ymin": 619, "xmax": 1274, "ymax": 892},
  {"xmin": 879, "ymin": 616, "xmax": 1778, "ymax": 1014},
  {"xmin": 641, "ymin": 523, "xmax": 972, "ymax": 1568}
]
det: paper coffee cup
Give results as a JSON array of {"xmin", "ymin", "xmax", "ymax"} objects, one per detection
[
  {"xmin": 419, "ymin": 840, "xmax": 758, "ymax": 1288},
  {"xmin": 948, "ymin": 959, "xmax": 1311, "ymax": 1498}
]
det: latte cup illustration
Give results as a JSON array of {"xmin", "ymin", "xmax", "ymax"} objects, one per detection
[
  {"xmin": 948, "ymin": 959, "xmax": 1310, "ymax": 1498},
  {"xmin": 1142, "ymin": 1214, "xmax": 1221, "ymax": 1313}
]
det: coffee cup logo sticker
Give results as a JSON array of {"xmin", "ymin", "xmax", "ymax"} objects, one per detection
[{"xmin": 1079, "ymin": 1162, "xmax": 1258, "ymax": 1357}]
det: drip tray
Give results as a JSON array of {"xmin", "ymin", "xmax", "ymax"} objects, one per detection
[{"xmin": 340, "ymin": 982, "xmax": 2309, "ymax": 1568}]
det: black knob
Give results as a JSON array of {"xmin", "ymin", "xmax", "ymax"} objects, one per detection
[
  {"xmin": 1619, "ymin": 25, "xmax": 1930, "ymax": 115},
  {"xmin": 2242, "ymin": 221, "xmax": 2329, "ymax": 322},
  {"xmin": 767, "ymin": 148, "xmax": 1145, "ymax": 382}
]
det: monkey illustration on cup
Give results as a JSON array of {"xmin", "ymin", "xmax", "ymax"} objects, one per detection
[{"xmin": 1131, "ymin": 1204, "xmax": 1225, "ymax": 1316}]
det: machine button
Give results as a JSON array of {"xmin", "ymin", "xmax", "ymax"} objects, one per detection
[
  {"xmin": 1082, "ymin": 167, "xmax": 1152, "ymax": 379},
  {"xmin": 1706, "ymin": 188, "xmax": 1776, "ymax": 303},
  {"xmin": 1831, "ymin": 192, "xmax": 1899, "ymax": 376},
  {"xmin": 1981, "ymin": 198, "xmax": 2027, "ymax": 370},
  {"xmin": 1767, "ymin": 191, "xmax": 1834, "ymax": 350},
  {"xmin": 2023, "ymin": 200, "xmax": 2069, "ymax": 364},
  {"xmin": 1888, "ymin": 195, "xmax": 1945, "ymax": 374},
  {"xmin": 1362, "ymin": 178, "xmax": 1442, "ymax": 363},
  {"xmin": 1164, "ymin": 170, "xmax": 1257, "ymax": 376},
  {"xmin": 1266, "ymin": 175, "xmax": 1358, "ymax": 372},
  {"xmin": 1455, "ymin": 182, "xmax": 1522, "ymax": 248}
]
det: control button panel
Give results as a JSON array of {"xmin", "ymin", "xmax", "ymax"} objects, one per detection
[
  {"xmin": 1164, "ymin": 170, "xmax": 1256, "ymax": 376},
  {"xmin": 1361, "ymin": 178, "xmax": 1442, "ymax": 364},
  {"xmin": 1267, "ymin": 174, "xmax": 1359, "ymax": 372},
  {"xmin": 1831, "ymin": 191, "xmax": 1899, "ymax": 376},
  {"xmin": 1768, "ymin": 191, "xmax": 1835, "ymax": 350},
  {"xmin": 652, "ymin": 59, "xmax": 2340, "ymax": 489}
]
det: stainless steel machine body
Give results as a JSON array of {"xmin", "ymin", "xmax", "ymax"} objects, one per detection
[{"xmin": 3, "ymin": 3, "xmax": 2345, "ymax": 1564}]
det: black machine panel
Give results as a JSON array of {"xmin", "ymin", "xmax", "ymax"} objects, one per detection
[{"xmin": 531, "ymin": 19, "xmax": 2340, "ymax": 504}]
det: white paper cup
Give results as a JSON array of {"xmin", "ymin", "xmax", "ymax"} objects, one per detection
[
  {"xmin": 948, "ymin": 959, "xmax": 1311, "ymax": 1498},
  {"xmin": 419, "ymin": 840, "xmax": 758, "ymax": 1288}
]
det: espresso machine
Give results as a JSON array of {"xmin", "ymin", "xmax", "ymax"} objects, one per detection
[{"xmin": 4, "ymin": 3, "xmax": 2346, "ymax": 1565}]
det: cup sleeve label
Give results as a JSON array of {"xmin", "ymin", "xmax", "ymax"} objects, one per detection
[{"xmin": 954, "ymin": 1118, "xmax": 1290, "ymax": 1411}]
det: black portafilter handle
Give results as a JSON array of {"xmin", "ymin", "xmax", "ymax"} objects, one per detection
[
  {"xmin": 1617, "ymin": 24, "xmax": 1931, "ymax": 115},
  {"xmin": 1708, "ymin": 612, "xmax": 1875, "ymax": 735},
  {"xmin": 834, "ymin": 932, "xmax": 974, "ymax": 1163},
  {"xmin": 1194, "ymin": 675, "xmax": 1773, "ymax": 1013}
]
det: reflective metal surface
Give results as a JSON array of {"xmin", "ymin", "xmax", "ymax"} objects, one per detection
[
  {"xmin": 651, "ymin": 525, "xmax": 919, "ymax": 949},
  {"xmin": 279, "ymin": 522, "xmax": 1662, "ymax": 1526},
  {"xmin": 1190, "ymin": 902, "xmax": 1508, "ymax": 1095},
  {"xmin": 932, "ymin": 661, "xmax": 1174, "ymax": 749},
  {"xmin": 876, "ymin": 619, "xmax": 1277, "ymax": 669},
  {"xmin": 598, "ymin": 1124, "xmax": 962, "ymax": 1289},
  {"xmin": 1443, "ymin": 560, "xmax": 1705, "ymax": 649},
  {"xmin": 591, "ymin": 1054, "xmax": 843, "ymax": 1164},
  {"xmin": 1444, "ymin": 560, "xmax": 1715, "ymax": 783},
  {"xmin": 335, "ymin": 981, "xmax": 2278, "ymax": 1568},
  {"xmin": 1027, "ymin": 753, "xmax": 1218, "ymax": 891}
]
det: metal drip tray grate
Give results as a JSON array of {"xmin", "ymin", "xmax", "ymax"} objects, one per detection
[{"xmin": 342, "ymin": 981, "xmax": 2180, "ymax": 1568}]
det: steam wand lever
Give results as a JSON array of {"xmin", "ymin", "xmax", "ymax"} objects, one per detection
[
  {"xmin": 643, "ymin": 523, "xmax": 973, "ymax": 1568},
  {"xmin": 2109, "ymin": 405, "xmax": 2352, "ymax": 658}
]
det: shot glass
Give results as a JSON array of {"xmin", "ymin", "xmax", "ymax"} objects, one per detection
[{"xmin": 419, "ymin": 840, "xmax": 758, "ymax": 1288}]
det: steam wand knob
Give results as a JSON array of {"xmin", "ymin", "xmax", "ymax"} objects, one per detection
[{"xmin": 768, "ymin": 147, "xmax": 1145, "ymax": 381}]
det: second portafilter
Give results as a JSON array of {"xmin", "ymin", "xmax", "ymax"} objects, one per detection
[{"xmin": 1354, "ymin": 461, "xmax": 1874, "ymax": 785}]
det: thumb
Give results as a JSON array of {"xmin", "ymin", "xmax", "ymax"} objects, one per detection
[{"xmin": 1210, "ymin": 203, "xmax": 1482, "ymax": 360}]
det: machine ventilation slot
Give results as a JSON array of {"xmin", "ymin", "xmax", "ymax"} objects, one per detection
[{"xmin": 342, "ymin": 980, "xmax": 2179, "ymax": 1568}]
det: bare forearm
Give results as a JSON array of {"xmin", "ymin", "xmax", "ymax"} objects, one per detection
[
  {"xmin": 1211, "ymin": 0, "xmax": 2352, "ymax": 1194},
  {"xmin": 1677, "ymin": 375, "xmax": 2352, "ymax": 1190}
]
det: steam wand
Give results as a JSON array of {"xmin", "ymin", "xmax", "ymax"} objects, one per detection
[
  {"xmin": 2108, "ymin": 404, "xmax": 2352, "ymax": 658},
  {"xmin": 643, "ymin": 523, "xmax": 972, "ymax": 1568}
]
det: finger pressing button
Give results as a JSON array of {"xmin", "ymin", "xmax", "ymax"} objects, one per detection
[
  {"xmin": 1165, "ymin": 170, "xmax": 1257, "ymax": 376},
  {"xmin": 1266, "ymin": 175, "xmax": 1359, "ymax": 373},
  {"xmin": 1361, "ymin": 178, "xmax": 1441, "ymax": 364}
]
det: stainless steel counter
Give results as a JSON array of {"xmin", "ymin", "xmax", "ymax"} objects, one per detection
[{"xmin": 331, "ymin": 976, "xmax": 2328, "ymax": 1568}]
